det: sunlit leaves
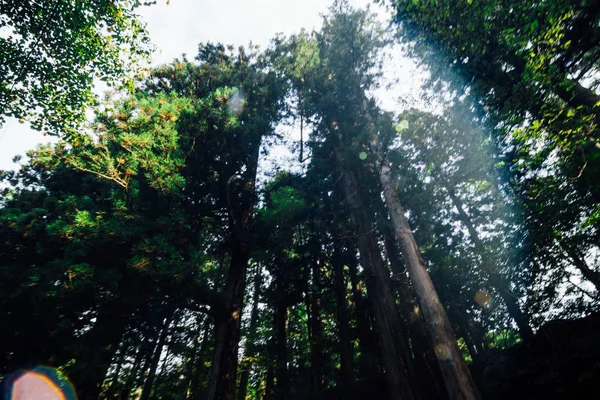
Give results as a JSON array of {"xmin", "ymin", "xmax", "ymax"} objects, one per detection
[{"xmin": 0, "ymin": 0, "xmax": 154, "ymax": 137}]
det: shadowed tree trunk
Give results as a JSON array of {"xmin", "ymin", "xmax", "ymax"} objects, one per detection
[
  {"xmin": 383, "ymin": 227, "xmax": 447, "ymax": 400},
  {"xmin": 337, "ymin": 157, "xmax": 416, "ymax": 400},
  {"xmin": 140, "ymin": 309, "xmax": 175, "ymax": 400},
  {"xmin": 186, "ymin": 315, "xmax": 205, "ymax": 400},
  {"xmin": 70, "ymin": 298, "xmax": 132, "ymax": 400},
  {"xmin": 190, "ymin": 316, "xmax": 213, "ymax": 400},
  {"xmin": 206, "ymin": 142, "xmax": 261, "ymax": 400},
  {"xmin": 562, "ymin": 243, "xmax": 600, "ymax": 292},
  {"xmin": 206, "ymin": 246, "xmax": 250, "ymax": 400},
  {"xmin": 447, "ymin": 307, "xmax": 488, "ymax": 366},
  {"xmin": 274, "ymin": 269, "xmax": 289, "ymax": 400},
  {"xmin": 332, "ymin": 242, "xmax": 355, "ymax": 387},
  {"xmin": 309, "ymin": 248, "xmax": 325, "ymax": 398},
  {"xmin": 264, "ymin": 360, "xmax": 275, "ymax": 400},
  {"xmin": 104, "ymin": 338, "xmax": 128, "ymax": 399},
  {"xmin": 346, "ymin": 244, "xmax": 379, "ymax": 382},
  {"xmin": 237, "ymin": 265, "xmax": 263, "ymax": 400},
  {"xmin": 120, "ymin": 335, "xmax": 151, "ymax": 400}
]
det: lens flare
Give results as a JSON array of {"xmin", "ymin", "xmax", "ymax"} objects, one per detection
[
  {"xmin": 227, "ymin": 88, "xmax": 245, "ymax": 117},
  {"xmin": 474, "ymin": 290, "xmax": 492, "ymax": 307},
  {"xmin": 3, "ymin": 366, "xmax": 76, "ymax": 400}
]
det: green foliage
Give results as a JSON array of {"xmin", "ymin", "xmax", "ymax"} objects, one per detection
[
  {"xmin": 486, "ymin": 329, "xmax": 522, "ymax": 350},
  {"xmin": 387, "ymin": 0, "xmax": 600, "ymax": 322},
  {"xmin": 0, "ymin": 0, "xmax": 154, "ymax": 136}
]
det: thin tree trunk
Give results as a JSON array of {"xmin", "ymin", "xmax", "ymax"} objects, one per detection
[
  {"xmin": 564, "ymin": 245, "xmax": 600, "ymax": 292},
  {"xmin": 309, "ymin": 249, "xmax": 325, "ymax": 398},
  {"xmin": 380, "ymin": 163, "xmax": 481, "ymax": 400},
  {"xmin": 379, "ymin": 226, "xmax": 422, "ymax": 400},
  {"xmin": 186, "ymin": 315, "xmax": 204, "ymax": 400},
  {"xmin": 408, "ymin": 305, "xmax": 449, "ymax": 400},
  {"xmin": 264, "ymin": 361, "xmax": 275, "ymax": 400},
  {"xmin": 104, "ymin": 339, "xmax": 128, "ymax": 400},
  {"xmin": 337, "ymin": 159, "xmax": 415, "ymax": 400},
  {"xmin": 190, "ymin": 316, "xmax": 213, "ymax": 400},
  {"xmin": 447, "ymin": 308, "xmax": 487, "ymax": 366},
  {"xmin": 70, "ymin": 299, "xmax": 131, "ymax": 400},
  {"xmin": 237, "ymin": 266, "xmax": 263, "ymax": 400},
  {"xmin": 120, "ymin": 337, "xmax": 149, "ymax": 400},
  {"xmin": 140, "ymin": 310, "xmax": 175, "ymax": 400},
  {"xmin": 346, "ymin": 245, "xmax": 379, "ymax": 382},
  {"xmin": 445, "ymin": 183, "xmax": 533, "ymax": 340},
  {"xmin": 332, "ymin": 242, "xmax": 355, "ymax": 387},
  {"xmin": 274, "ymin": 270, "xmax": 289, "ymax": 400},
  {"xmin": 206, "ymin": 246, "xmax": 249, "ymax": 400}
]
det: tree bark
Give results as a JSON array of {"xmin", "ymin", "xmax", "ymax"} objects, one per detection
[
  {"xmin": 383, "ymin": 227, "xmax": 447, "ymax": 400},
  {"xmin": 186, "ymin": 315, "xmax": 205, "ymax": 400},
  {"xmin": 70, "ymin": 298, "xmax": 131, "ymax": 400},
  {"xmin": 337, "ymin": 158, "xmax": 415, "ymax": 400},
  {"xmin": 264, "ymin": 361, "xmax": 275, "ymax": 400},
  {"xmin": 104, "ymin": 339, "xmax": 128, "ymax": 400},
  {"xmin": 332, "ymin": 242, "xmax": 355, "ymax": 387},
  {"xmin": 120, "ymin": 339, "xmax": 147, "ymax": 400},
  {"xmin": 140, "ymin": 310, "xmax": 175, "ymax": 400},
  {"xmin": 564, "ymin": 245, "xmax": 600, "ymax": 292},
  {"xmin": 408, "ymin": 305, "xmax": 449, "ymax": 400},
  {"xmin": 446, "ymin": 307, "xmax": 487, "ymax": 367},
  {"xmin": 190, "ymin": 315, "xmax": 213, "ymax": 400},
  {"xmin": 207, "ymin": 140, "xmax": 260, "ymax": 400},
  {"xmin": 309, "ymin": 250, "xmax": 325, "ymax": 398},
  {"xmin": 206, "ymin": 246, "xmax": 249, "ymax": 400},
  {"xmin": 380, "ymin": 163, "xmax": 481, "ymax": 400},
  {"xmin": 346, "ymin": 246, "xmax": 379, "ymax": 382},
  {"xmin": 273, "ymin": 270, "xmax": 289, "ymax": 400},
  {"xmin": 237, "ymin": 266, "xmax": 262, "ymax": 400}
]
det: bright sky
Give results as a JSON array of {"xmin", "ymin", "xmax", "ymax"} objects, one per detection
[{"xmin": 0, "ymin": 0, "xmax": 424, "ymax": 171}]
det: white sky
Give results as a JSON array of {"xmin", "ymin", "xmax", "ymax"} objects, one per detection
[{"xmin": 0, "ymin": 0, "xmax": 425, "ymax": 171}]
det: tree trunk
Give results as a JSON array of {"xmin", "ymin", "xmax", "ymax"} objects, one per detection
[
  {"xmin": 207, "ymin": 137, "xmax": 261, "ymax": 400},
  {"xmin": 237, "ymin": 266, "xmax": 263, "ymax": 400},
  {"xmin": 447, "ymin": 307, "xmax": 487, "ymax": 366},
  {"xmin": 70, "ymin": 299, "xmax": 131, "ymax": 400},
  {"xmin": 190, "ymin": 315, "xmax": 213, "ymax": 400},
  {"xmin": 408, "ymin": 305, "xmax": 449, "ymax": 400},
  {"xmin": 206, "ymin": 246, "xmax": 249, "ymax": 400},
  {"xmin": 264, "ymin": 361, "xmax": 275, "ymax": 400},
  {"xmin": 186, "ymin": 315, "xmax": 205, "ymax": 400},
  {"xmin": 140, "ymin": 310, "xmax": 175, "ymax": 400},
  {"xmin": 383, "ymin": 227, "xmax": 447, "ymax": 400},
  {"xmin": 119, "ymin": 333, "xmax": 153, "ymax": 400},
  {"xmin": 337, "ymin": 159, "xmax": 415, "ymax": 400},
  {"xmin": 274, "ymin": 270, "xmax": 289, "ymax": 400},
  {"xmin": 104, "ymin": 340, "xmax": 128, "ymax": 400},
  {"xmin": 346, "ymin": 245, "xmax": 379, "ymax": 382},
  {"xmin": 332, "ymin": 242, "xmax": 355, "ymax": 387},
  {"xmin": 309, "ymin": 250, "xmax": 325, "ymax": 397},
  {"xmin": 380, "ymin": 163, "xmax": 481, "ymax": 400},
  {"xmin": 564, "ymin": 245, "xmax": 600, "ymax": 292}
]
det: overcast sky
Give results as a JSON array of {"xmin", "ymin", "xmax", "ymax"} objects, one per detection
[{"xmin": 0, "ymin": 0, "xmax": 425, "ymax": 171}]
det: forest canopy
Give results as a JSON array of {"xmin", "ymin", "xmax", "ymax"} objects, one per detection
[{"xmin": 1, "ymin": 1, "xmax": 599, "ymax": 400}]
